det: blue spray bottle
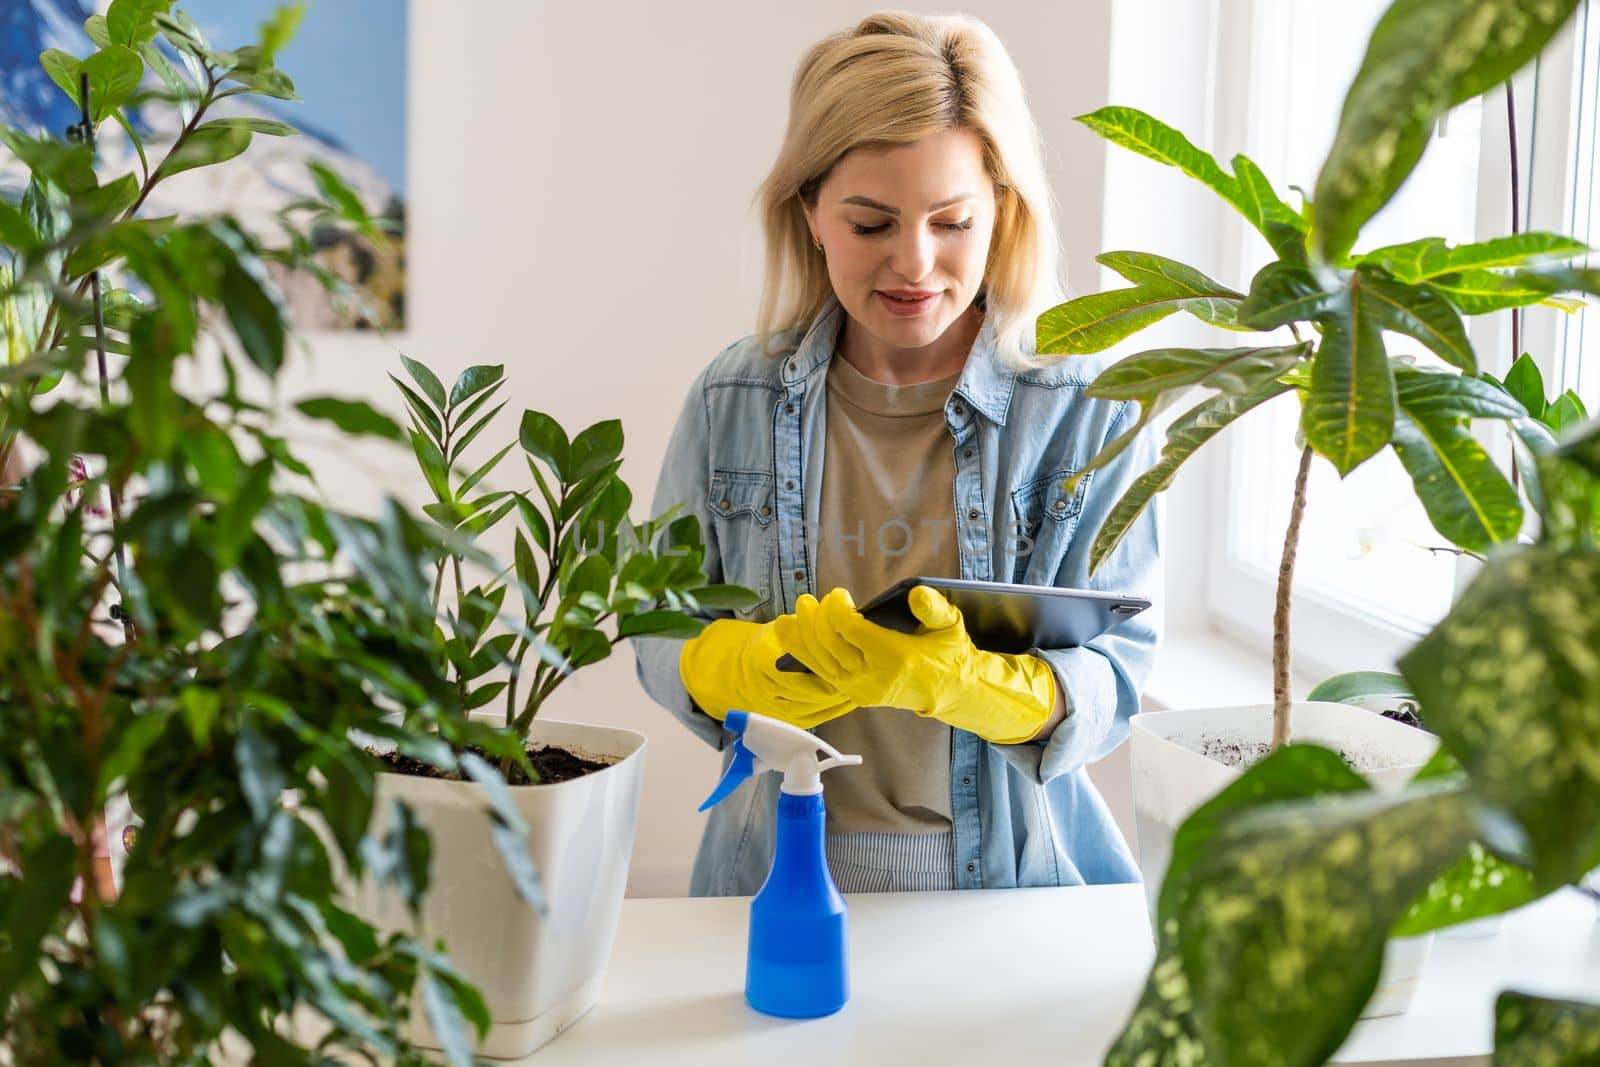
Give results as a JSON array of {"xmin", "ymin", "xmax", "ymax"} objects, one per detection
[{"xmin": 699, "ymin": 710, "xmax": 862, "ymax": 1018}]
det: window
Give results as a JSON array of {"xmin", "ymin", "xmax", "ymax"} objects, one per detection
[{"xmin": 1554, "ymin": 1, "xmax": 1600, "ymax": 402}]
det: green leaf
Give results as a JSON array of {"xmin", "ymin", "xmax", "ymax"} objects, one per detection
[
  {"xmin": 1359, "ymin": 267, "xmax": 1476, "ymax": 372},
  {"xmin": 218, "ymin": 246, "xmax": 285, "ymax": 375},
  {"xmin": 618, "ymin": 610, "xmax": 705, "ymax": 638},
  {"xmin": 570, "ymin": 419, "xmax": 625, "ymax": 482},
  {"xmin": 1361, "ymin": 232, "xmax": 1591, "ymax": 282},
  {"xmin": 1392, "ymin": 364, "xmax": 1525, "ymax": 422},
  {"xmin": 1390, "ymin": 407, "xmax": 1523, "ymax": 552},
  {"xmin": 1302, "ymin": 277, "xmax": 1396, "ymax": 476},
  {"xmin": 1177, "ymin": 781, "xmax": 1476, "ymax": 1067},
  {"xmin": 1393, "ymin": 841, "xmax": 1541, "ymax": 936},
  {"xmin": 235, "ymin": 721, "xmax": 285, "ymax": 822},
  {"xmin": 450, "ymin": 402, "xmax": 507, "ymax": 465},
  {"xmin": 85, "ymin": 14, "xmax": 112, "ymax": 47},
  {"xmin": 1097, "ymin": 252, "xmax": 1246, "ymax": 327},
  {"xmin": 222, "ymin": 68, "xmax": 300, "ymax": 100},
  {"xmin": 1236, "ymin": 261, "xmax": 1346, "ymax": 330},
  {"xmin": 458, "ymin": 441, "xmax": 514, "ymax": 499},
  {"xmin": 257, "ymin": 1, "xmax": 306, "ymax": 63},
  {"xmin": 107, "ymin": 0, "xmax": 172, "ymax": 46},
  {"xmin": 307, "ymin": 160, "xmax": 372, "ymax": 231},
  {"xmin": 399, "ymin": 354, "xmax": 447, "ymax": 409},
  {"xmin": 409, "ymin": 429, "xmax": 451, "ymax": 503},
  {"xmin": 0, "ymin": 128, "xmax": 96, "ymax": 195},
  {"xmin": 156, "ymin": 124, "xmax": 252, "ymax": 180},
  {"xmin": 1424, "ymin": 268, "xmax": 1561, "ymax": 314},
  {"xmin": 685, "ymin": 584, "xmax": 762, "ymax": 611},
  {"xmin": 448, "ymin": 364, "xmax": 505, "ymax": 409},
  {"xmin": 1076, "ymin": 106, "xmax": 1242, "ymax": 214},
  {"xmin": 1494, "ymin": 991, "xmax": 1600, "ymax": 1065},
  {"xmin": 458, "ymin": 753, "xmax": 545, "ymax": 910},
  {"xmin": 519, "ymin": 410, "xmax": 571, "ymax": 481},
  {"xmin": 1036, "ymin": 253, "xmax": 1245, "ymax": 355},
  {"xmin": 1313, "ymin": 0, "xmax": 1581, "ymax": 260},
  {"xmin": 1085, "ymin": 343, "xmax": 1308, "ymax": 402},
  {"xmin": 390, "ymin": 374, "xmax": 443, "ymax": 442},
  {"xmin": 1502, "ymin": 353, "xmax": 1548, "ymax": 419},
  {"xmin": 125, "ymin": 315, "xmax": 179, "ymax": 454},
  {"xmin": 515, "ymin": 492, "xmax": 552, "ymax": 554},
  {"xmin": 1547, "ymin": 391, "xmax": 1587, "ymax": 434},
  {"xmin": 561, "ymin": 554, "xmax": 612, "ymax": 601},
  {"xmin": 194, "ymin": 116, "xmax": 297, "ymax": 138},
  {"xmin": 41, "ymin": 45, "xmax": 144, "ymax": 125},
  {"xmin": 295, "ymin": 397, "xmax": 404, "ymax": 441},
  {"xmin": 1306, "ymin": 671, "xmax": 1412, "ymax": 705},
  {"xmin": 1089, "ymin": 379, "xmax": 1292, "ymax": 573},
  {"xmin": 70, "ymin": 171, "xmax": 139, "ymax": 224},
  {"xmin": 1231, "ymin": 153, "xmax": 1309, "ymax": 259},
  {"xmin": 422, "ymin": 973, "xmax": 476, "ymax": 1067},
  {"xmin": 1105, "ymin": 745, "xmax": 1370, "ymax": 1067},
  {"xmin": 1399, "ymin": 544, "xmax": 1600, "ymax": 890}
]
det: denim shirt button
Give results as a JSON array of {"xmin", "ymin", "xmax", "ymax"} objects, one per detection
[
  {"xmin": 963, "ymin": 449, "xmax": 973, "ymax": 459},
  {"xmin": 967, "ymin": 508, "xmax": 979, "ymax": 520},
  {"xmin": 786, "ymin": 480, "xmax": 796, "ymax": 490},
  {"xmin": 793, "ymin": 570, "xmax": 804, "ymax": 581},
  {"xmin": 961, "ymin": 775, "xmax": 973, "ymax": 787},
  {"xmin": 953, "ymin": 404, "xmax": 965, "ymax": 416},
  {"xmin": 784, "ymin": 402, "xmax": 796, "ymax": 414},
  {"xmin": 966, "ymin": 862, "xmax": 976, "ymax": 873}
]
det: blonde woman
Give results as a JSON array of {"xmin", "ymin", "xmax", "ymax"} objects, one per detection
[{"xmin": 633, "ymin": 11, "xmax": 1162, "ymax": 896}]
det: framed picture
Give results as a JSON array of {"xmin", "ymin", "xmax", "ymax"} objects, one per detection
[{"xmin": 0, "ymin": 0, "xmax": 409, "ymax": 331}]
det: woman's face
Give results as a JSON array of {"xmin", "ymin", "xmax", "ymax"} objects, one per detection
[{"xmin": 803, "ymin": 127, "xmax": 997, "ymax": 353}]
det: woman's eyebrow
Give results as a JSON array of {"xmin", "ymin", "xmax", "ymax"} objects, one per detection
[{"xmin": 839, "ymin": 193, "xmax": 976, "ymax": 216}]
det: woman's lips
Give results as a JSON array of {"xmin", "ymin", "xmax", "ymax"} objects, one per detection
[{"xmin": 876, "ymin": 291, "xmax": 939, "ymax": 317}]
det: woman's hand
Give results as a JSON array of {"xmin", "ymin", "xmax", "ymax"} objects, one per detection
[
  {"xmin": 679, "ymin": 616, "xmax": 858, "ymax": 730},
  {"xmin": 774, "ymin": 586, "xmax": 1059, "ymax": 744}
]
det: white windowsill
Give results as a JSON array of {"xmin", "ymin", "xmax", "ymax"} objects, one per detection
[{"xmin": 1142, "ymin": 624, "xmax": 1326, "ymax": 713}]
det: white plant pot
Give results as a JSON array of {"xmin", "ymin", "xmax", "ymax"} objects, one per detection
[
  {"xmin": 347, "ymin": 718, "xmax": 646, "ymax": 1060},
  {"xmin": 1130, "ymin": 702, "xmax": 1439, "ymax": 1018}
]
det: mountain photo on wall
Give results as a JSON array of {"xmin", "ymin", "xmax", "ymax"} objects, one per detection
[{"xmin": 0, "ymin": 0, "xmax": 409, "ymax": 331}]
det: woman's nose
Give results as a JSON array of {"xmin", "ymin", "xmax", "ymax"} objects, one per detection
[{"xmin": 888, "ymin": 226, "xmax": 936, "ymax": 283}]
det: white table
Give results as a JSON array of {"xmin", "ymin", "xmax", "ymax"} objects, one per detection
[{"xmin": 518, "ymin": 885, "xmax": 1600, "ymax": 1066}]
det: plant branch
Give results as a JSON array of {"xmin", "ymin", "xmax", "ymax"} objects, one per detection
[{"xmin": 1273, "ymin": 447, "xmax": 1314, "ymax": 749}]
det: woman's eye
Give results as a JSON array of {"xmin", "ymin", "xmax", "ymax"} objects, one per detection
[{"xmin": 847, "ymin": 219, "xmax": 974, "ymax": 236}]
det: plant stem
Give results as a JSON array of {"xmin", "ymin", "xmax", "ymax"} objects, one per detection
[{"xmin": 1273, "ymin": 447, "xmax": 1314, "ymax": 749}]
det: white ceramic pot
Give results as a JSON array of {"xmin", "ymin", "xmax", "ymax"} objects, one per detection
[
  {"xmin": 347, "ymin": 718, "xmax": 646, "ymax": 1060},
  {"xmin": 1129, "ymin": 701, "xmax": 1439, "ymax": 1018}
]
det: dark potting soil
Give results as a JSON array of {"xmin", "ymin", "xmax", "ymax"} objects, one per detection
[
  {"xmin": 370, "ymin": 743, "xmax": 615, "ymax": 786},
  {"xmin": 1380, "ymin": 705, "xmax": 1426, "ymax": 730},
  {"xmin": 1197, "ymin": 735, "xmax": 1382, "ymax": 771}
]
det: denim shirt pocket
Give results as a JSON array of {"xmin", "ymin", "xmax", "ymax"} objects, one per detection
[
  {"xmin": 1008, "ymin": 467, "xmax": 1090, "ymax": 584},
  {"xmin": 708, "ymin": 468, "xmax": 777, "ymax": 617}
]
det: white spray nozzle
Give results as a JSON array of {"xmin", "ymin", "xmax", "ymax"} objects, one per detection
[{"xmin": 699, "ymin": 710, "xmax": 862, "ymax": 810}]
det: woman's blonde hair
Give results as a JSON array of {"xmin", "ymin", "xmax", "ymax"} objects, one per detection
[{"xmin": 754, "ymin": 10, "xmax": 1064, "ymax": 372}]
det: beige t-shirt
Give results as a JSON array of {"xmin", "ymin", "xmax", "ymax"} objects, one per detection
[{"xmin": 812, "ymin": 354, "xmax": 963, "ymax": 836}]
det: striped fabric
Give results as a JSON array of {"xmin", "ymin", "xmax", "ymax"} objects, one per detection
[{"xmin": 826, "ymin": 831, "xmax": 956, "ymax": 892}]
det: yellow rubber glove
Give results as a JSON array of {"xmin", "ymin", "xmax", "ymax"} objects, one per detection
[
  {"xmin": 772, "ymin": 586, "xmax": 1058, "ymax": 745},
  {"xmin": 678, "ymin": 617, "xmax": 858, "ymax": 730}
]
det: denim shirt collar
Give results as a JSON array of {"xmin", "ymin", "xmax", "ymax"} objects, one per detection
[{"xmin": 782, "ymin": 293, "xmax": 1016, "ymax": 426}]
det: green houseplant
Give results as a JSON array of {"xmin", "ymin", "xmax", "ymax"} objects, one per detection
[
  {"xmin": 0, "ymin": 4, "xmax": 506, "ymax": 1062},
  {"xmin": 1055, "ymin": 0, "xmax": 1600, "ymax": 1062},
  {"xmin": 1040, "ymin": 0, "xmax": 1600, "ymax": 1016},
  {"xmin": 320, "ymin": 360, "xmax": 759, "ymax": 1059}
]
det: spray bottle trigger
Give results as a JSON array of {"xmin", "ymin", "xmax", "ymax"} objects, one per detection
[{"xmin": 698, "ymin": 736, "xmax": 757, "ymax": 812}]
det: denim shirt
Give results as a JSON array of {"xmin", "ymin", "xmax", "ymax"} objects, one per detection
[{"xmin": 631, "ymin": 294, "xmax": 1163, "ymax": 896}]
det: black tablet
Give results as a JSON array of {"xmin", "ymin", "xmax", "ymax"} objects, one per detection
[{"xmin": 774, "ymin": 576, "xmax": 1152, "ymax": 674}]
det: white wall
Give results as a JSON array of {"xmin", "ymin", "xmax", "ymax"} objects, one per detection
[{"xmin": 286, "ymin": 1, "xmax": 1120, "ymax": 896}]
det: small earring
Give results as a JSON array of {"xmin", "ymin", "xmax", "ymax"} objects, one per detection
[{"xmin": 813, "ymin": 239, "xmax": 824, "ymax": 255}]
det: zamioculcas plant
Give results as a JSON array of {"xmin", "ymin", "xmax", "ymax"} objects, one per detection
[
  {"xmin": 1095, "ymin": 2, "xmax": 1600, "ymax": 1064},
  {"xmin": 388, "ymin": 356, "xmax": 761, "ymax": 784},
  {"xmin": 1, "ymin": 4, "xmax": 505, "ymax": 1061},
  {"xmin": 1041, "ymin": 21, "xmax": 1600, "ymax": 751}
]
